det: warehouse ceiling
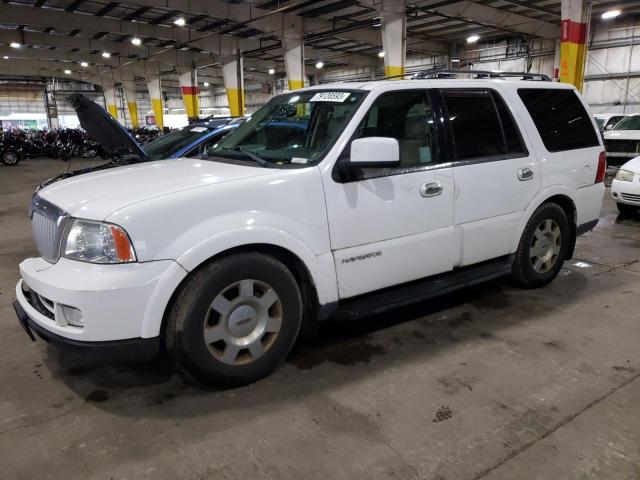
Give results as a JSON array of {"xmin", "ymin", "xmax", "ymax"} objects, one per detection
[{"xmin": 0, "ymin": 0, "xmax": 639, "ymax": 86}]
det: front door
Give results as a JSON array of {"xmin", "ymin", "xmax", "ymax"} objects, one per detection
[{"xmin": 322, "ymin": 89, "xmax": 458, "ymax": 299}]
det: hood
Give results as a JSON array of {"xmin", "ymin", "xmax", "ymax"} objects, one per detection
[
  {"xmin": 67, "ymin": 93, "xmax": 149, "ymax": 162},
  {"xmin": 37, "ymin": 158, "xmax": 274, "ymax": 220},
  {"xmin": 620, "ymin": 155, "xmax": 640, "ymax": 172},
  {"xmin": 604, "ymin": 130, "xmax": 640, "ymax": 141}
]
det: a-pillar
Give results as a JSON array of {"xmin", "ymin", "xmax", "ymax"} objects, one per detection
[
  {"xmin": 220, "ymin": 36, "xmax": 245, "ymax": 117},
  {"xmin": 145, "ymin": 62, "xmax": 164, "ymax": 129},
  {"xmin": 178, "ymin": 68, "xmax": 200, "ymax": 121},
  {"xmin": 102, "ymin": 81, "xmax": 118, "ymax": 120},
  {"xmin": 121, "ymin": 72, "xmax": 139, "ymax": 127},
  {"xmin": 381, "ymin": 0, "xmax": 406, "ymax": 78},
  {"xmin": 560, "ymin": 0, "xmax": 587, "ymax": 90},
  {"xmin": 281, "ymin": 14, "xmax": 305, "ymax": 90}
]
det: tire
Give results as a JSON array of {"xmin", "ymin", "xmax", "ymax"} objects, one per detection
[
  {"xmin": 617, "ymin": 203, "xmax": 638, "ymax": 216},
  {"xmin": 511, "ymin": 202, "xmax": 570, "ymax": 289},
  {"xmin": 165, "ymin": 252, "xmax": 303, "ymax": 387},
  {"xmin": 2, "ymin": 150, "xmax": 20, "ymax": 166}
]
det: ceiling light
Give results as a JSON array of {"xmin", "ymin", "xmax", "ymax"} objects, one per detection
[
  {"xmin": 102, "ymin": 51, "xmax": 111, "ymax": 58},
  {"xmin": 174, "ymin": 17, "xmax": 186, "ymax": 26},
  {"xmin": 131, "ymin": 37, "xmax": 142, "ymax": 46},
  {"xmin": 378, "ymin": 51, "xmax": 385, "ymax": 58},
  {"xmin": 602, "ymin": 9, "xmax": 621, "ymax": 19},
  {"xmin": 268, "ymin": 68, "xmax": 275, "ymax": 75},
  {"xmin": 203, "ymin": 82, "xmax": 210, "ymax": 87},
  {"xmin": 3, "ymin": 56, "xmax": 8, "ymax": 60},
  {"xmin": 315, "ymin": 60, "xmax": 324, "ymax": 69},
  {"xmin": 467, "ymin": 34, "xmax": 480, "ymax": 43},
  {"xmin": 80, "ymin": 61, "xmax": 89, "ymax": 67},
  {"xmin": 10, "ymin": 42, "xmax": 20, "ymax": 48},
  {"xmin": 64, "ymin": 69, "xmax": 71, "ymax": 74}
]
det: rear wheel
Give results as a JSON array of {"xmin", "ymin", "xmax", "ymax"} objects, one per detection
[
  {"xmin": 165, "ymin": 252, "xmax": 303, "ymax": 387},
  {"xmin": 511, "ymin": 203, "xmax": 570, "ymax": 288},
  {"xmin": 2, "ymin": 150, "xmax": 19, "ymax": 166},
  {"xmin": 617, "ymin": 202, "xmax": 638, "ymax": 216}
]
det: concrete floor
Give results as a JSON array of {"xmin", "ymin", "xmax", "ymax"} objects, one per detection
[{"xmin": 1, "ymin": 159, "xmax": 639, "ymax": 480}]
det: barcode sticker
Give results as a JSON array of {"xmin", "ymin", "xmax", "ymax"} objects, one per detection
[{"xmin": 309, "ymin": 92, "xmax": 350, "ymax": 102}]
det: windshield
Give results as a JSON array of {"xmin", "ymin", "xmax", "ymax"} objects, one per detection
[
  {"xmin": 210, "ymin": 90, "xmax": 366, "ymax": 166},
  {"xmin": 613, "ymin": 116, "xmax": 640, "ymax": 131},
  {"xmin": 143, "ymin": 125, "xmax": 212, "ymax": 160}
]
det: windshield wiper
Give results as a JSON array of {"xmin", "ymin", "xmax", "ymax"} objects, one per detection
[{"xmin": 224, "ymin": 146, "xmax": 269, "ymax": 166}]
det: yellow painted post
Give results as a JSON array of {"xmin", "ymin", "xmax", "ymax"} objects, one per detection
[{"xmin": 559, "ymin": 0, "xmax": 587, "ymax": 90}]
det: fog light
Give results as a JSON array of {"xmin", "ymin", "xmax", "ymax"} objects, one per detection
[
  {"xmin": 613, "ymin": 192, "xmax": 618, "ymax": 197},
  {"xmin": 60, "ymin": 304, "xmax": 83, "ymax": 327}
]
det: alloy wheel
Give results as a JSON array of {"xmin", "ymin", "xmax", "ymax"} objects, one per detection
[{"xmin": 530, "ymin": 218, "xmax": 561, "ymax": 274}]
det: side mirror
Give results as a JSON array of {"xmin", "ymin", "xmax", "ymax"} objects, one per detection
[
  {"xmin": 349, "ymin": 137, "xmax": 400, "ymax": 168},
  {"xmin": 605, "ymin": 124, "xmax": 614, "ymax": 131}
]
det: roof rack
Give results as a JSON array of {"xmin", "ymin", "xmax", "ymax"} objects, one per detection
[{"xmin": 411, "ymin": 68, "xmax": 551, "ymax": 81}]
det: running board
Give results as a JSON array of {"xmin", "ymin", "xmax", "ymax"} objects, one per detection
[{"xmin": 335, "ymin": 255, "xmax": 513, "ymax": 320}]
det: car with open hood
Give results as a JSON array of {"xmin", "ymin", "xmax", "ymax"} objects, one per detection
[{"xmin": 13, "ymin": 72, "xmax": 605, "ymax": 387}]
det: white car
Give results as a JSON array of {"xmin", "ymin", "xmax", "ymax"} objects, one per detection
[
  {"xmin": 594, "ymin": 113, "xmax": 627, "ymax": 132},
  {"xmin": 14, "ymin": 72, "xmax": 605, "ymax": 386},
  {"xmin": 611, "ymin": 156, "xmax": 640, "ymax": 215},
  {"xmin": 604, "ymin": 114, "xmax": 640, "ymax": 163}
]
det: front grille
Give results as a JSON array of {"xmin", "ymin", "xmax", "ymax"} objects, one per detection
[
  {"xmin": 29, "ymin": 196, "xmax": 69, "ymax": 263},
  {"xmin": 621, "ymin": 193, "xmax": 640, "ymax": 203},
  {"xmin": 605, "ymin": 139, "xmax": 640, "ymax": 154}
]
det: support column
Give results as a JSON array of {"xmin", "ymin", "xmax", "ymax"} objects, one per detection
[
  {"xmin": 553, "ymin": 38, "xmax": 561, "ymax": 80},
  {"xmin": 178, "ymin": 68, "xmax": 199, "ymax": 121},
  {"xmin": 220, "ymin": 36, "xmax": 245, "ymax": 117},
  {"xmin": 44, "ymin": 85, "xmax": 59, "ymax": 129},
  {"xmin": 281, "ymin": 14, "xmax": 305, "ymax": 90},
  {"xmin": 145, "ymin": 62, "xmax": 163, "ymax": 129},
  {"xmin": 102, "ymin": 81, "xmax": 118, "ymax": 120},
  {"xmin": 381, "ymin": 0, "xmax": 406, "ymax": 78},
  {"xmin": 560, "ymin": 0, "xmax": 587, "ymax": 90},
  {"xmin": 121, "ymin": 72, "xmax": 139, "ymax": 127}
]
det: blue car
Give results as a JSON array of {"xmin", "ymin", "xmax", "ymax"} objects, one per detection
[{"xmin": 143, "ymin": 117, "xmax": 245, "ymax": 160}]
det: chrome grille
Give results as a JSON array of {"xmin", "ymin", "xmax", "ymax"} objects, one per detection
[
  {"xmin": 621, "ymin": 193, "xmax": 640, "ymax": 203},
  {"xmin": 30, "ymin": 195, "xmax": 69, "ymax": 263}
]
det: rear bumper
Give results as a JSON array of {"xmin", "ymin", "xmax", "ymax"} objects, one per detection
[{"xmin": 13, "ymin": 299, "xmax": 159, "ymax": 362}]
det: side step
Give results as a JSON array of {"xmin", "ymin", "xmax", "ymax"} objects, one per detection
[{"xmin": 335, "ymin": 255, "xmax": 513, "ymax": 320}]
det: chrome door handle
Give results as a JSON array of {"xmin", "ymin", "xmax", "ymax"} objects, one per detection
[
  {"xmin": 518, "ymin": 167, "xmax": 534, "ymax": 181},
  {"xmin": 420, "ymin": 181, "xmax": 443, "ymax": 197}
]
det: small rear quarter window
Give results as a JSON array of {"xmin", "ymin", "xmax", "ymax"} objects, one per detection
[{"xmin": 518, "ymin": 88, "xmax": 599, "ymax": 152}]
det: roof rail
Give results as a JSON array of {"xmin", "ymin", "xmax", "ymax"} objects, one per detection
[{"xmin": 411, "ymin": 68, "xmax": 551, "ymax": 81}]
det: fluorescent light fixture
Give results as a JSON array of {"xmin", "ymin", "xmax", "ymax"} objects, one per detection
[
  {"xmin": 378, "ymin": 51, "xmax": 385, "ymax": 58},
  {"xmin": 3, "ymin": 56, "xmax": 8, "ymax": 59},
  {"xmin": 268, "ymin": 68, "xmax": 275, "ymax": 75},
  {"xmin": 602, "ymin": 9, "xmax": 621, "ymax": 19},
  {"xmin": 80, "ymin": 61, "xmax": 89, "ymax": 67},
  {"xmin": 64, "ymin": 69, "xmax": 71, "ymax": 74},
  {"xmin": 10, "ymin": 42, "xmax": 20, "ymax": 48},
  {"xmin": 203, "ymin": 82, "xmax": 210, "ymax": 87},
  {"xmin": 131, "ymin": 37, "xmax": 142, "ymax": 46},
  {"xmin": 102, "ymin": 51, "xmax": 111, "ymax": 58},
  {"xmin": 315, "ymin": 60, "xmax": 324, "ymax": 69},
  {"xmin": 174, "ymin": 17, "xmax": 186, "ymax": 26},
  {"xmin": 467, "ymin": 34, "xmax": 480, "ymax": 43}
]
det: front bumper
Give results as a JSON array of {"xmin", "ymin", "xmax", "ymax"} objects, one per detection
[
  {"xmin": 611, "ymin": 178, "xmax": 640, "ymax": 205},
  {"xmin": 15, "ymin": 256, "xmax": 188, "ymax": 346}
]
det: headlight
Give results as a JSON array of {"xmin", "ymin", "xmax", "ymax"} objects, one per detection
[
  {"xmin": 63, "ymin": 219, "xmax": 136, "ymax": 264},
  {"xmin": 615, "ymin": 169, "xmax": 635, "ymax": 182}
]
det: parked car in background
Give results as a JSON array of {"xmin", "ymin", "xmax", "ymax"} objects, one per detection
[
  {"xmin": 594, "ymin": 113, "xmax": 627, "ymax": 132},
  {"xmin": 14, "ymin": 74, "xmax": 605, "ymax": 387},
  {"xmin": 0, "ymin": 129, "xmax": 22, "ymax": 165},
  {"xmin": 611, "ymin": 155, "xmax": 640, "ymax": 215},
  {"xmin": 604, "ymin": 114, "xmax": 640, "ymax": 164}
]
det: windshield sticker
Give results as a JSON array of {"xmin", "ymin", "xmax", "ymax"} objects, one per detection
[
  {"xmin": 310, "ymin": 92, "xmax": 350, "ymax": 103},
  {"xmin": 191, "ymin": 127, "xmax": 207, "ymax": 132},
  {"xmin": 291, "ymin": 157, "xmax": 308, "ymax": 164}
]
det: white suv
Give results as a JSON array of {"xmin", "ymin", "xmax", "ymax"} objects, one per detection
[{"xmin": 14, "ymin": 72, "xmax": 606, "ymax": 386}]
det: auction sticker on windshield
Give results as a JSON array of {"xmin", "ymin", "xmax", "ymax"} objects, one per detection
[{"xmin": 310, "ymin": 92, "xmax": 350, "ymax": 102}]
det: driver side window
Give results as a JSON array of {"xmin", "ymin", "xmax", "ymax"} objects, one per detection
[{"xmin": 354, "ymin": 90, "xmax": 439, "ymax": 176}]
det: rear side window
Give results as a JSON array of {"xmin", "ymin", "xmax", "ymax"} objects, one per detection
[
  {"xmin": 443, "ymin": 90, "xmax": 505, "ymax": 160},
  {"xmin": 518, "ymin": 88, "xmax": 599, "ymax": 152}
]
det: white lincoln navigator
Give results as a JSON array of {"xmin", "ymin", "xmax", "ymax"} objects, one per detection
[{"xmin": 14, "ymin": 71, "xmax": 605, "ymax": 386}]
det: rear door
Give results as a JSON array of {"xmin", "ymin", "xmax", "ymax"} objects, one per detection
[{"xmin": 441, "ymin": 88, "xmax": 540, "ymax": 266}]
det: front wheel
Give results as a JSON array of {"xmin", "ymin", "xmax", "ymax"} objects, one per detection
[
  {"xmin": 511, "ymin": 203, "xmax": 570, "ymax": 288},
  {"xmin": 2, "ymin": 150, "xmax": 20, "ymax": 166},
  {"xmin": 165, "ymin": 252, "xmax": 303, "ymax": 387},
  {"xmin": 617, "ymin": 203, "xmax": 638, "ymax": 216}
]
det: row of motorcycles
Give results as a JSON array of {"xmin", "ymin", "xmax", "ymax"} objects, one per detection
[{"xmin": 1, "ymin": 126, "xmax": 166, "ymax": 166}]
